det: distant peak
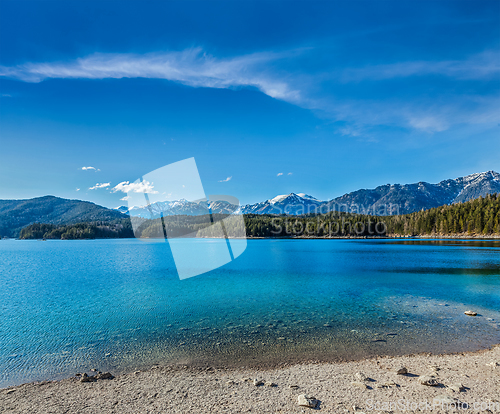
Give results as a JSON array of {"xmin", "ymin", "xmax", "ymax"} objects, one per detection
[
  {"xmin": 269, "ymin": 194, "xmax": 288, "ymax": 204},
  {"xmin": 267, "ymin": 193, "xmax": 322, "ymax": 204},
  {"xmin": 297, "ymin": 193, "xmax": 320, "ymax": 201},
  {"xmin": 460, "ymin": 170, "xmax": 500, "ymax": 182}
]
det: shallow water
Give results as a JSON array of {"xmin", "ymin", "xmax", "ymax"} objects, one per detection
[{"xmin": 0, "ymin": 238, "xmax": 499, "ymax": 387}]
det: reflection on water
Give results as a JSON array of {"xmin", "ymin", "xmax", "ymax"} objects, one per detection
[{"xmin": 0, "ymin": 238, "xmax": 499, "ymax": 387}]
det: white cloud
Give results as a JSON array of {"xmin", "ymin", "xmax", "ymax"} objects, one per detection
[
  {"xmin": 277, "ymin": 172, "xmax": 283, "ymax": 176},
  {"xmin": 81, "ymin": 166, "xmax": 100, "ymax": 171},
  {"xmin": 407, "ymin": 115, "xmax": 449, "ymax": 132},
  {"xmin": 287, "ymin": 172, "xmax": 293, "ymax": 175},
  {"xmin": 0, "ymin": 48, "xmax": 300, "ymax": 103},
  {"xmin": 1, "ymin": 47, "xmax": 498, "ymax": 135},
  {"xmin": 112, "ymin": 180, "xmax": 158, "ymax": 194},
  {"xmin": 89, "ymin": 182, "xmax": 110, "ymax": 190},
  {"xmin": 120, "ymin": 196, "xmax": 130, "ymax": 201},
  {"xmin": 342, "ymin": 50, "xmax": 500, "ymax": 82},
  {"xmin": 219, "ymin": 176, "xmax": 232, "ymax": 182},
  {"xmin": 76, "ymin": 188, "xmax": 80, "ymax": 191}
]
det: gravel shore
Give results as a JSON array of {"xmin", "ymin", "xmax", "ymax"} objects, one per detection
[{"xmin": 1, "ymin": 345, "xmax": 499, "ymax": 413}]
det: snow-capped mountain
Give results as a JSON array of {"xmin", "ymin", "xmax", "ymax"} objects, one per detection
[
  {"xmin": 117, "ymin": 171, "xmax": 500, "ymax": 217},
  {"xmin": 241, "ymin": 193, "xmax": 323, "ymax": 215},
  {"xmin": 119, "ymin": 199, "xmax": 239, "ymax": 218},
  {"xmin": 322, "ymin": 170, "xmax": 500, "ymax": 215},
  {"xmin": 452, "ymin": 171, "xmax": 500, "ymax": 203}
]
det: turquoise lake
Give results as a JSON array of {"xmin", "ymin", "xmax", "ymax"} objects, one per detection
[{"xmin": 1, "ymin": 238, "xmax": 499, "ymax": 387}]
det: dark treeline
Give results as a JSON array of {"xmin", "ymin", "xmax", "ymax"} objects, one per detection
[
  {"xmin": 383, "ymin": 193, "xmax": 500, "ymax": 236},
  {"xmin": 242, "ymin": 213, "xmax": 387, "ymax": 237},
  {"xmin": 244, "ymin": 194, "xmax": 500, "ymax": 237},
  {"xmin": 135, "ymin": 213, "xmax": 386, "ymax": 238},
  {"xmin": 19, "ymin": 220, "xmax": 134, "ymax": 240},
  {"xmin": 17, "ymin": 194, "xmax": 500, "ymax": 240},
  {"xmin": 132, "ymin": 214, "xmax": 236, "ymax": 238}
]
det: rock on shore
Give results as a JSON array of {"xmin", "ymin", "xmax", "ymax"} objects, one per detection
[{"xmin": 1, "ymin": 345, "xmax": 499, "ymax": 413}]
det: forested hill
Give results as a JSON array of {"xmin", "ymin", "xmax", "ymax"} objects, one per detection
[
  {"xmin": 383, "ymin": 193, "xmax": 500, "ymax": 236},
  {"xmin": 0, "ymin": 196, "xmax": 127, "ymax": 238},
  {"xmin": 8, "ymin": 193, "xmax": 500, "ymax": 240},
  {"xmin": 19, "ymin": 221, "xmax": 134, "ymax": 240},
  {"xmin": 240, "ymin": 194, "xmax": 500, "ymax": 238}
]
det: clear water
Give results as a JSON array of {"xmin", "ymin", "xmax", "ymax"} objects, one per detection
[{"xmin": 1, "ymin": 238, "xmax": 499, "ymax": 387}]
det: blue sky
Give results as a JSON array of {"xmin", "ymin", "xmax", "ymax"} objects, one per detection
[{"xmin": 0, "ymin": 0, "xmax": 499, "ymax": 208}]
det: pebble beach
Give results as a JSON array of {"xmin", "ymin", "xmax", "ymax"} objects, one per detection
[{"xmin": 1, "ymin": 345, "xmax": 499, "ymax": 413}]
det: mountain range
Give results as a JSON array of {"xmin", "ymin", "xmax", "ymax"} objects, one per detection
[
  {"xmin": 119, "ymin": 170, "xmax": 500, "ymax": 217},
  {"xmin": 120, "ymin": 199, "xmax": 239, "ymax": 219},
  {"xmin": 0, "ymin": 196, "xmax": 127, "ymax": 238},
  {"xmin": 1, "ymin": 171, "xmax": 499, "ymax": 237}
]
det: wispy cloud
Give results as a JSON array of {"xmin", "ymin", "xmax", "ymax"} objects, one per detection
[
  {"xmin": 76, "ymin": 188, "xmax": 80, "ymax": 191},
  {"xmin": 218, "ymin": 176, "xmax": 232, "ymax": 182},
  {"xmin": 120, "ymin": 195, "xmax": 130, "ymax": 201},
  {"xmin": 1, "ymin": 47, "xmax": 498, "ymax": 135},
  {"xmin": 81, "ymin": 166, "xmax": 100, "ymax": 171},
  {"xmin": 89, "ymin": 182, "xmax": 110, "ymax": 190},
  {"xmin": 277, "ymin": 172, "xmax": 283, "ymax": 176},
  {"xmin": 0, "ymin": 48, "xmax": 300, "ymax": 102},
  {"xmin": 112, "ymin": 180, "xmax": 158, "ymax": 194},
  {"xmin": 342, "ymin": 50, "xmax": 500, "ymax": 82},
  {"xmin": 287, "ymin": 172, "xmax": 293, "ymax": 175}
]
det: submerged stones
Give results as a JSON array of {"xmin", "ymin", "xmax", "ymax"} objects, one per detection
[
  {"xmin": 297, "ymin": 394, "xmax": 318, "ymax": 408},
  {"xmin": 464, "ymin": 311, "xmax": 477, "ymax": 316}
]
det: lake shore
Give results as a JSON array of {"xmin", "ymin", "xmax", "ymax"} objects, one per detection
[
  {"xmin": 8, "ymin": 234, "xmax": 500, "ymax": 241},
  {"xmin": 2, "ymin": 345, "xmax": 499, "ymax": 413}
]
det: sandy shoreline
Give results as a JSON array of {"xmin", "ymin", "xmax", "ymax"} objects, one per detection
[{"xmin": 1, "ymin": 346, "xmax": 499, "ymax": 413}]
